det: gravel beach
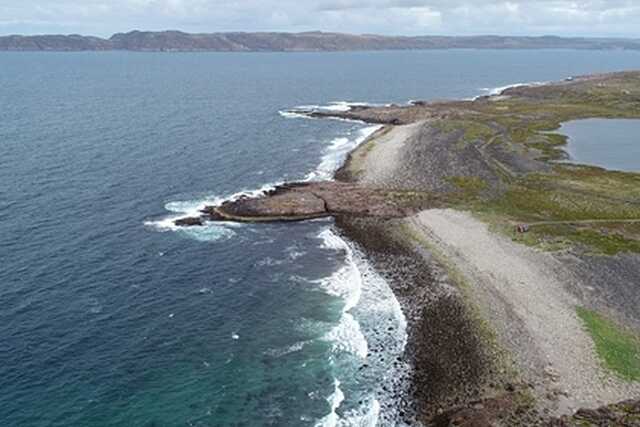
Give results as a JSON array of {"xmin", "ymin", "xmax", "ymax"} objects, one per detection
[{"xmin": 332, "ymin": 100, "xmax": 640, "ymax": 424}]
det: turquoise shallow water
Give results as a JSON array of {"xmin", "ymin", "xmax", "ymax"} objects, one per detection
[{"xmin": 2, "ymin": 50, "xmax": 640, "ymax": 426}]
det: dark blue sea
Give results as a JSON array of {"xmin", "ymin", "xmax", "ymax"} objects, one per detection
[{"xmin": 2, "ymin": 50, "xmax": 640, "ymax": 427}]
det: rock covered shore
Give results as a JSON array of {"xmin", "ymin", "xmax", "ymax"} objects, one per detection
[
  {"xmin": 173, "ymin": 71, "xmax": 640, "ymax": 425},
  {"xmin": 175, "ymin": 181, "xmax": 438, "ymax": 226}
]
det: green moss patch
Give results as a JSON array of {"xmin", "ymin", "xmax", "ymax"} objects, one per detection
[
  {"xmin": 433, "ymin": 119, "xmax": 496, "ymax": 144},
  {"xmin": 469, "ymin": 165, "xmax": 640, "ymax": 254},
  {"xmin": 383, "ymin": 74, "xmax": 640, "ymax": 256},
  {"xmin": 577, "ymin": 307, "xmax": 640, "ymax": 381},
  {"xmin": 447, "ymin": 176, "xmax": 488, "ymax": 199},
  {"xmin": 566, "ymin": 228, "xmax": 640, "ymax": 255},
  {"xmin": 524, "ymin": 132, "xmax": 568, "ymax": 160}
]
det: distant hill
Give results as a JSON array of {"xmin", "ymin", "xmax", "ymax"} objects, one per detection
[{"xmin": 2, "ymin": 30, "xmax": 640, "ymax": 52}]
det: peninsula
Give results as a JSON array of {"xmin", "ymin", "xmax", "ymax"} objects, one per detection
[
  {"xmin": 4, "ymin": 31, "xmax": 640, "ymax": 52},
  {"xmin": 182, "ymin": 72, "xmax": 640, "ymax": 425}
]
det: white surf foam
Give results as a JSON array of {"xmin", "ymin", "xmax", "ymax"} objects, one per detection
[
  {"xmin": 179, "ymin": 224, "xmax": 237, "ymax": 242},
  {"xmin": 475, "ymin": 81, "xmax": 548, "ymax": 100},
  {"xmin": 315, "ymin": 379, "xmax": 346, "ymax": 427},
  {"xmin": 303, "ymin": 101, "xmax": 390, "ymax": 113},
  {"xmin": 316, "ymin": 384, "xmax": 383, "ymax": 427},
  {"xmin": 323, "ymin": 101, "xmax": 390, "ymax": 111},
  {"xmin": 339, "ymin": 399, "xmax": 381, "ymax": 427},
  {"xmin": 305, "ymin": 125, "xmax": 382, "ymax": 182},
  {"xmin": 315, "ymin": 236, "xmax": 368, "ymax": 356},
  {"xmin": 145, "ymin": 197, "xmax": 235, "ymax": 241},
  {"xmin": 144, "ymin": 182, "xmax": 282, "ymax": 240},
  {"xmin": 279, "ymin": 110, "xmax": 315, "ymax": 120},
  {"xmin": 322, "ymin": 102, "xmax": 352, "ymax": 112},
  {"xmin": 323, "ymin": 313, "xmax": 368, "ymax": 359},
  {"xmin": 265, "ymin": 340, "xmax": 308, "ymax": 358},
  {"xmin": 315, "ymin": 228, "xmax": 409, "ymax": 427},
  {"xmin": 317, "ymin": 229, "xmax": 363, "ymax": 312},
  {"xmin": 280, "ymin": 101, "xmax": 391, "ymax": 122}
]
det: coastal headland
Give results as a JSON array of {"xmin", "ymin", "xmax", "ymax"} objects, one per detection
[
  {"xmin": 5, "ymin": 31, "xmax": 640, "ymax": 52},
  {"xmin": 181, "ymin": 71, "xmax": 640, "ymax": 425}
]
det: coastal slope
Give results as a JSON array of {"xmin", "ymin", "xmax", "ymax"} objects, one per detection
[
  {"xmin": 410, "ymin": 209, "xmax": 639, "ymax": 412},
  {"xmin": 4, "ymin": 31, "xmax": 640, "ymax": 51},
  {"xmin": 330, "ymin": 71, "xmax": 640, "ymax": 425},
  {"xmin": 175, "ymin": 71, "xmax": 640, "ymax": 425}
]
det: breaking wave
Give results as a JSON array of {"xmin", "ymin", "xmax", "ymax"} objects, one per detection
[
  {"xmin": 305, "ymin": 125, "xmax": 382, "ymax": 182},
  {"xmin": 148, "ymin": 105, "xmax": 382, "ymax": 238},
  {"xmin": 474, "ymin": 80, "xmax": 548, "ymax": 100},
  {"xmin": 144, "ymin": 182, "xmax": 282, "ymax": 240},
  {"xmin": 315, "ymin": 228, "xmax": 408, "ymax": 427},
  {"xmin": 279, "ymin": 101, "xmax": 391, "ymax": 121}
]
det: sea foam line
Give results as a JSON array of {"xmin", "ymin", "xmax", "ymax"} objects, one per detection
[
  {"xmin": 473, "ymin": 80, "xmax": 548, "ymax": 100},
  {"xmin": 148, "ymin": 105, "xmax": 380, "ymax": 237},
  {"xmin": 317, "ymin": 229, "xmax": 367, "ymax": 358},
  {"xmin": 315, "ymin": 228, "xmax": 408, "ymax": 427},
  {"xmin": 315, "ymin": 379, "xmax": 346, "ymax": 427},
  {"xmin": 305, "ymin": 125, "xmax": 382, "ymax": 182},
  {"xmin": 279, "ymin": 101, "xmax": 391, "ymax": 122},
  {"xmin": 144, "ymin": 182, "xmax": 282, "ymax": 241},
  {"xmin": 315, "ymin": 379, "xmax": 382, "ymax": 427}
]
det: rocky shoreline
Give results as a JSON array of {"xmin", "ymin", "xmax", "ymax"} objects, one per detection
[
  {"xmin": 174, "ymin": 71, "xmax": 640, "ymax": 425},
  {"xmin": 335, "ymin": 216, "xmax": 517, "ymax": 425},
  {"xmin": 175, "ymin": 181, "xmax": 440, "ymax": 226}
]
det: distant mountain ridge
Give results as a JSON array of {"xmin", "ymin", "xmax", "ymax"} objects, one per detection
[{"xmin": 2, "ymin": 30, "xmax": 640, "ymax": 52}]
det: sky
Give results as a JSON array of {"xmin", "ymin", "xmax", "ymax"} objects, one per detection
[{"xmin": 1, "ymin": 0, "xmax": 639, "ymax": 38}]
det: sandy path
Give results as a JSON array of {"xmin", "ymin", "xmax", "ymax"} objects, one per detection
[
  {"xmin": 357, "ymin": 121, "xmax": 424, "ymax": 188},
  {"xmin": 409, "ymin": 209, "xmax": 640, "ymax": 415}
]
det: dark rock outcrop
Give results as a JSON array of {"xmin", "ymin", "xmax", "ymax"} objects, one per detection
[
  {"xmin": 174, "ymin": 182, "xmax": 437, "ymax": 226},
  {"xmin": 174, "ymin": 217, "xmax": 203, "ymax": 227},
  {"xmin": 214, "ymin": 181, "xmax": 433, "ymax": 220}
]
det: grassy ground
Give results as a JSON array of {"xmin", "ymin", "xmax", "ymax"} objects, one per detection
[
  {"xmin": 577, "ymin": 307, "xmax": 640, "ymax": 381},
  {"xmin": 428, "ymin": 74, "xmax": 640, "ymax": 255},
  {"xmin": 470, "ymin": 165, "xmax": 640, "ymax": 255},
  {"xmin": 332, "ymin": 72, "xmax": 640, "ymax": 422}
]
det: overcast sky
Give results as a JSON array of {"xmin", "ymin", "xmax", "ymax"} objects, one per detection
[{"xmin": 1, "ymin": 0, "xmax": 639, "ymax": 38}]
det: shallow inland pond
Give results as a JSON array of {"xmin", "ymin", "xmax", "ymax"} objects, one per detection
[{"xmin": 558, "ymin": 119, "xmax": 640, "ymax": 172}]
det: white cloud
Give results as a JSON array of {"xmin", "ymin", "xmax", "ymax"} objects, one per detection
[{"xmin": 0, "ymin": 0, "xmax": 639, "ymax": 37}]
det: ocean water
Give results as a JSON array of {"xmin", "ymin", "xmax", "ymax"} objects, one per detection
[
  {"xmin": 2, "ymin": 50, "xmax": 640, "ymax": 427},
  {"xmin": 559, "ymin": 119, "xmax": 640, "ymax": 172}
]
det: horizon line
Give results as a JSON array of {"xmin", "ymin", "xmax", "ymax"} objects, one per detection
[{"xmin": 2, "ymin": 30, "xmax": 639, "ymax": 40}]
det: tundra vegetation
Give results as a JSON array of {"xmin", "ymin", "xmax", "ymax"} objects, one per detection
[
  {"xmin": 321, "ymin": 72, "xmax": 640, "ymax": 424},
  {"xmin": 185, "ymin": 72, "xmax": 640, "ymax": 424},
  {"xmin": 418, "ymin": 73, "xmax": 640, "ymax": 256}
]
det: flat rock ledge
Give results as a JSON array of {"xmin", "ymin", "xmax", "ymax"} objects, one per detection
[{"xmin": 174, "ymin": 181, "xmax": 432, "ymax": 226}]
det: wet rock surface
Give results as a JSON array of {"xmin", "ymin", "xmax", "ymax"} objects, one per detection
[
  {"xmin": 335, "ymin": 216, "xmax": 515, "ymax": 425},
  {"xmin": 174, "ymin": 217, "xmax": 204, "ymax": 227}
]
